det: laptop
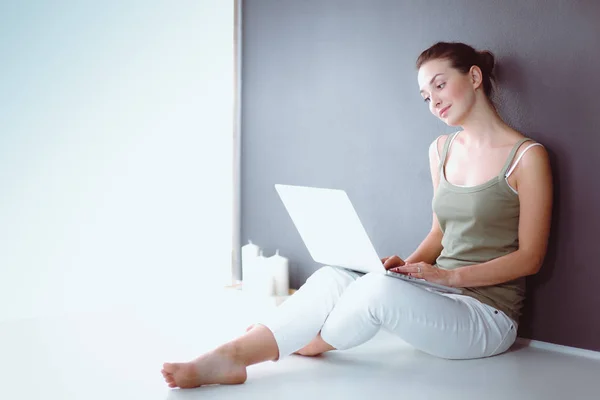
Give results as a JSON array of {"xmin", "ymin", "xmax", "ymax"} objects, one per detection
[{"xmin": 274, "ymin": 184, "xmax": 462, "ymax": 295}]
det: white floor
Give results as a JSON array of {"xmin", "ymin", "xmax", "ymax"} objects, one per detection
[{"xmin": 1, "ymin": 289, "xmax": 599, "ymax": 400}]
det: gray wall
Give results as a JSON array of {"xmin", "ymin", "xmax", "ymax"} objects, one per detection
[{"xmin": 241, "ymin": 0, "xmax": 600, "ymax": 351}]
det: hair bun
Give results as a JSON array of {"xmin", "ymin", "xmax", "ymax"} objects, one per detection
[{"xmin": 478, "ymin": 50, "xmax": 495, "ymax": 75}]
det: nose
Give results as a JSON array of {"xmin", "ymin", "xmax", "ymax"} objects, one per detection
[
  {"xmin": 430, "ymin": 93, "xmax": 442, "ymax": 109},
  {"xmin": 429, "ymin": 94, "xmax": 442, "ymax": 111}
]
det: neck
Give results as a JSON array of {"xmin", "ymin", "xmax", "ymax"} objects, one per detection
[{"xmin": 458, "ymin": 96, "xmax": 508, "ymax": 147}]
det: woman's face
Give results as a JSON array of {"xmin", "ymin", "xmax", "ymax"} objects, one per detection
[{"xmin": 417, "ymin": 58, "xmax": 478, "ymax": 126}]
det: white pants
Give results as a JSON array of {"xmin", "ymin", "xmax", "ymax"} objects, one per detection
[{"xmin": 259, "ymin": 266, "xmax": 517, "ymax": 360}]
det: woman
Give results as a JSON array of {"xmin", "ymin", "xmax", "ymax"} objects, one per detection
[{"xmin": 161, "ymin": 42, "xmax": 553, "ymax": 389}]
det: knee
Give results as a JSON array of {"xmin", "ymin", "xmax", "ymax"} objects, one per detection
[
  {"xmin": 352, "ymin": 273, "xmax": 391, "ymax": 302},
  {"xmin": 303, "ymin": 266, "xmax": 354, "ymax": 292},
  {"xmin": 307, "ymin": 266, "xmax": 339, "ymax": 283},
  {"xmin": 310, "ymin": 265, "xmax": 338, "ymax": 277},
  {"xmin": 359, "ymin": 272, "xmax": 389, "ymax": 286},
  {"xmin": 352, "ymin": 273, "xmax": 416, "ymax": 304}
]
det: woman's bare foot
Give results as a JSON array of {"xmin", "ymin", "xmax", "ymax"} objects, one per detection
[
  {"xmin": 161, "ymin": 345, "xmax": 247, "ymax": 389},
  {"xmin": 294, "ymin": 333, "xmax": 335, "ymax": 357}
]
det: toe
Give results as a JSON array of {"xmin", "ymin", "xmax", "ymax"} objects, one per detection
[
  {"xmin": 163, "ymin": 362, "xmax": 177, "ymax": 373},
  {"xmin": 164, "ymin": 375, "xmax": 176, "ymax": 387}
]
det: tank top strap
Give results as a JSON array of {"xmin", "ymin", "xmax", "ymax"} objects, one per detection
[
  {"xmin": 439, "ymin": 131, "xmax": 459, "ymax": 170},
  {"xmin": 499, "ymin": 138, "xmax": 533, "ymax": 177}
]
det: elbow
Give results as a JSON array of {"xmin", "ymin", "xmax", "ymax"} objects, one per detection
[
  {"xmin": 522, "ymin": 251, "xmax": 545, "ymax": 276},
  {"xmin": 527, "ymin": 263, "xmax": 542, "ymax": 276}
]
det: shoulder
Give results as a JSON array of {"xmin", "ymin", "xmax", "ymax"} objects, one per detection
[
  {"xmin": 500, "ymin": 127, "xmax": 548, "ymax": 171},
  {"xmin": 428, "ymin": 134, "xmax": 451, "ymax": 162},
  {"xmin": 513, "ymin": 138, "xmax": 550, "ymax": 171},
  {"xmin": 510, "ymin": 138, "xmax": 552, "ymax": 192}
]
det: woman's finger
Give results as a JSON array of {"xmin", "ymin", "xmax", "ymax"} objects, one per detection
[
  {"xmin": 393, "ymin": 265, "xmax": 421, "ymax": 274},
  {"xmin": 383, "ymin": 256, "xmax": 402, "ymax": 270}
]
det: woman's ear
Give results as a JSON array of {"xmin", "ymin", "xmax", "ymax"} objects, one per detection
[{"xmin": 469, "ymin": 65, "xmax": 484, "ymax": 91}]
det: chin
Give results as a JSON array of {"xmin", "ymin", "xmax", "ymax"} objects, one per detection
[
  {"xmin": 441, "ymin": 116, "xmax": 461, "ymax": 127},
  {"xmin": 446, "ymin": 120, "xmax": 462, "ymax": 127},
  {"xmin": 441, "ymin": 109, "xmax": 467, "ymax": 127}
]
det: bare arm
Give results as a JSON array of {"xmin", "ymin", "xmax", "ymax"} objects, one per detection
[
  {"xmin": 404, "ymin": 136, "xmax": 446, "ymax": 264},
  {"xmin": 449, "ymin": 145, "xmax": 553, "ymax": 287}
]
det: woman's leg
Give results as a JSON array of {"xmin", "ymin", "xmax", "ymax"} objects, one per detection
[
  {"xmin": 256, "ymin": 266, "xmax": 361, "ymax": 358},
  {"xmin": 319, "ymin": 273, "xmax": 516, "ymax": 360},
  {"xmin": 162, "ymin": 266, "xmax": 361, "ymax": 388}
]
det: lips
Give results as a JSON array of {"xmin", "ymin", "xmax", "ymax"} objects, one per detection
[{"xmin": 439, "ymin": 105, "xmax": 451, "ymax": 118}]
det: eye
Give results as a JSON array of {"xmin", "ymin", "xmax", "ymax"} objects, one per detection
[{"xmin": 437, "ymin": 82, "xmax": 446, "ymax": 89}]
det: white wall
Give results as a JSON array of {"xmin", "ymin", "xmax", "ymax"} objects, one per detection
[{"xmin": 0, "ymin": 1, "xmax": 234, "ymax": 321}]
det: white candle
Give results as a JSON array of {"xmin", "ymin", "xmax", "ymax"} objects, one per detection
[
  {"xmin": 256, "ymin": 250, "xmax": 275, "ymax": 296},
  {"xmin": 268, "ymin": 249, "xmax": 289, "ymax": 296},
  {"xmin": 241, "ymin": 240, "xmax": 260, "ymax": 292}
]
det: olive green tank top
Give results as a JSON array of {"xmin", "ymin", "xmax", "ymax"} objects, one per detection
[{"xmin": 433, "ymin": 132, "xmax": 535, "ymax": 323}]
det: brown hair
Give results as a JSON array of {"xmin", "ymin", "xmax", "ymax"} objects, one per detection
[{"xmin": 416, "ymin": 42, "xmax": 496, "ymax": 98}]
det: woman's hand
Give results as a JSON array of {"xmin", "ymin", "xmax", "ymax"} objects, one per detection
[
  {"xmin": 390, "ymin": 262, "xmax": 455, "ymax": 286},
  {"xmin": 381, "ymin": 255, "xmax": 405, "ymax": 270}
]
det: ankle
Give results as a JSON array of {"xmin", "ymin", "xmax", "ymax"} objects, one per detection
[{"xmin": 216, "ymin": 342, "xmax": 244, "ymax": 365}]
